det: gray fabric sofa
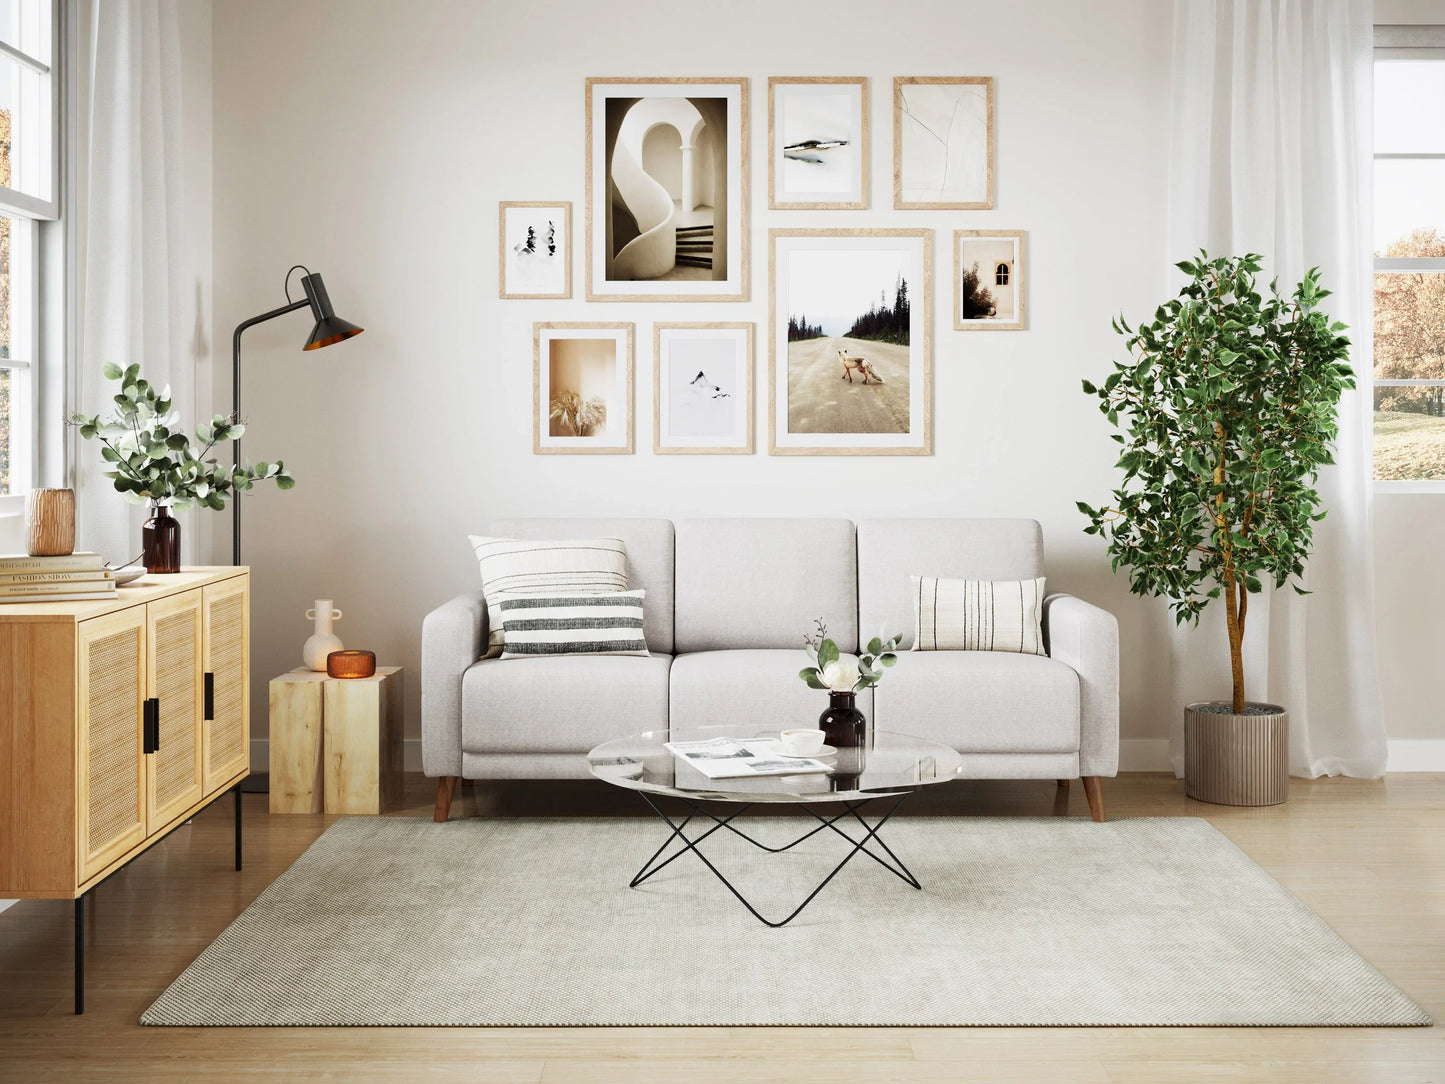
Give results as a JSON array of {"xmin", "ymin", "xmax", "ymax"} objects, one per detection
[{"xmin": 423, "ymin": 517, "xmax": 1119, "ymax": 821}]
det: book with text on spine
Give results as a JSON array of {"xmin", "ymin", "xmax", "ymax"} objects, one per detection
[
  {"xmin": 0, "ymin": 552, "xmax": 105, "ymax": 572},
  {"xmin": 0, "ymin": 576, "xmax": 117, "ymax": 597},
  {"xmin": 0, "ymin": 568, "xmax": 116, "ymax": 586}
]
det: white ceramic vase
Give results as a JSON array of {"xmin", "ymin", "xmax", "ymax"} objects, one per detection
[{"xmin": 302, "ymin": 599, "xmax": 344, "ymax": 671}]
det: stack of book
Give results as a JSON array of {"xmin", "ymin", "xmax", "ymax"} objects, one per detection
[{"xmin": 0, "ymin": 552, "xmax": 118, "ymax": 603}]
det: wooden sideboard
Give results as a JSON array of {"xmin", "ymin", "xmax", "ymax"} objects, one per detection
[{"xmin": 0, "ymin": 567, "xmax": 250, "ymax": 1012}]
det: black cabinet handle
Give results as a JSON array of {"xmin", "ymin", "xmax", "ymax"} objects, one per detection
[
  {"xmin": 142, "ymin": 698, "xmax": 160, "ymax": 754},
  {"xmin": 204, "ymin": 672, "xmax": 215, "ymax": 721}
]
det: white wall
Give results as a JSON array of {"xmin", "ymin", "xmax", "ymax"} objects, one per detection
[{"xmin": 209, "ymin": 0, "xmax": 1175, "ymax": 760}]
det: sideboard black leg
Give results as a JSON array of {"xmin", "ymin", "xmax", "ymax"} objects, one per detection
[
  {"xmin": 234, "ymin": 784, "xmax": 243, "ymax": 872},
  {"xmin": 74, "ymin": 893, "xmax": 85, "ymax": 1015}
]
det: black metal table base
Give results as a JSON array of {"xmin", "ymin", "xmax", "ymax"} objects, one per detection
[
  {"xmin": 72, "ymin": 782, "xmax": 244, "ymax": 1014},
  {"xmin": 630, "ymin": 792, "xmax": 919, "ymax": 927}
]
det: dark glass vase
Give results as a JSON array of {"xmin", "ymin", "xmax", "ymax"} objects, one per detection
[
  {"xmin": 142, "ymin": 502, "xmax": 181, "ymax": 574},
  {"xmin": 818, "ymin": 691, "xmax": 867, "ymax": 749}
]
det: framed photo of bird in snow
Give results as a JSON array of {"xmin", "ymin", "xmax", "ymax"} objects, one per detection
[
  {"xmin": 653, "ymin": 322, "xmax": 754, "ymax": 454},
  {"xmin": 768, "ymin": 77, "xmax": 868, "ymax": 210},
  {"xmin": 499, "ymin": 202, "xmax": 571, "ymax": 299}
]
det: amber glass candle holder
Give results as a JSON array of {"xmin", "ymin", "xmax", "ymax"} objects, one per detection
[{"xmin": 326, "ymin": 649, "xmax": 376, "ymax": 679}]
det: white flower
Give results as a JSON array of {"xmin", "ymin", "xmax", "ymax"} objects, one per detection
[{"xmin": 821, "ymin": 660, "xmax": 859, "ymax": 692}]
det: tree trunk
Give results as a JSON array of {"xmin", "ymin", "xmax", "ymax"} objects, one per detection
[{"xmin": 1222, "ymin": 575, "xmax": 1246, "ymax": 713}]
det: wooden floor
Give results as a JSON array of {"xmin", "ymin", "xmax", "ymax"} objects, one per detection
[{"xmin": 0, "ymin": 772, "xmax": 1441, "ymax": 1083}]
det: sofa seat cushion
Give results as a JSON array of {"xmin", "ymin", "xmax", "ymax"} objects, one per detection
[
  {"xmin": 669, "ymin": 649, "xmax": 874, "ymax": 738},
  {"xmin": 872, "ymin": 652, "xmax": 1080, "ymax": 754},
  {"xmin": 461, "ymin": 653, "xmax": 671, "ymax": 755}
]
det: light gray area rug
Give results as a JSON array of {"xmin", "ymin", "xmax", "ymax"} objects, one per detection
[{"xmin": 142, "ymin": 816, "xmax": 1429, "ymax": 1027}]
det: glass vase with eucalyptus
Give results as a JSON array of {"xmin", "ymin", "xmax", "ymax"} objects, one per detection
[{"xmin": 798, "ymin": 619, "xmax": 902, "ymax": 748}]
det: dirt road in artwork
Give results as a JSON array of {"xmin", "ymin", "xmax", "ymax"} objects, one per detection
[{"xmin": 787, "ymin": 336, "xmax": 912, "ymax": 435}]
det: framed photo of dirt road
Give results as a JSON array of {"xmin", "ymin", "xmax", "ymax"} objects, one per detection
[{"xmin": 769, "ymin": 228, "xmax": 932, "ymax": 456}]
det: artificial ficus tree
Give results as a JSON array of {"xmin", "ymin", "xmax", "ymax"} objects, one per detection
[{"xmin": 1077, "ymin": 253, "xmax": 1355, "ymax": 713}]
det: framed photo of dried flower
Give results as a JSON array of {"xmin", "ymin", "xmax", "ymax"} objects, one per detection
[
  {"xmin": 653, "ymin": 322, "xmax": 754, "ymax": 454},
  {"xmin": 499, "ymin": 202, "xmax": 571, "ymax": 299},
  {"xmin": 533, "ymin": 322, "xmax": 634, "ymax": 454},
  {"xmin": 769, "ymin": 228, "xmax": 932, "ymax": 456},
  {"xmin": 768, "ymin": 77, "xmax": 868, "ymax": 210},
  {"xmin": 585, "ymin": 77, "xmax": 750, "ymax": 302},
  {"xmin": 954, "ymin": 229, "xmax": 1026, "ymax": 330},
  {"xmin": 893, "ymin": 77, "xmax": 994, "ymax": 210}
]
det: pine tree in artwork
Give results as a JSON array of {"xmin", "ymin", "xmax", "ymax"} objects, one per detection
[
  {"xmin": 523, "ymin": 226, "xmax": 536, "ymax": 254},
  {"xmin": 546, "ymin": 221, "xmax": 556, "ymax": 256}
]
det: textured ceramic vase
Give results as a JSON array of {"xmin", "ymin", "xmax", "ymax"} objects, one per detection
[
  {"xmin": 302, "ymin": 599, "xmax": 344, "ymax": 671},
  {"xmin": 1184, "ymin": 701, "xmax": 1289, "ymax": 806},
  {"xmin": 25, "ymin": 488, "xmax": 76, "ymax": 556},
  {"xmin": 141, "ymin": 501, "xmax": 181, "ymax": 573}
]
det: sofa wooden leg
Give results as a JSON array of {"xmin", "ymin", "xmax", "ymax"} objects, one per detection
[
  {"xmin": 1082, "ymin": 776, "xmax": 1105, "ymax": 822},
  {"xmin": 1056, "ymin": 779, "xmax": 1070, "ymax": 788},
  {"xmin": 434, "ymin": 776, "xmax": 459, "ymax": 823}
]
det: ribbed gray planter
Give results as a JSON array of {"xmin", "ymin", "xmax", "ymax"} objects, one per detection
[{"xmin": 1184, "ymin": 702, "xmax": 1289, "ymax": 806}]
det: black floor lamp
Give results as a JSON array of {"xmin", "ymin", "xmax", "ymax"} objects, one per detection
[{"xmin": 230, "ymin": 265, "xmax": 363, "ymax": 565}]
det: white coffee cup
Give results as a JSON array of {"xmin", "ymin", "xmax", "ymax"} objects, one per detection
[{"xmin": 780, "ymin": 728, "xmax": 826, "ymax": 756}]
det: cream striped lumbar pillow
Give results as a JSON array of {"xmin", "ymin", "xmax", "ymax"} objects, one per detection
[
  {"xmin": 468, "ymin": 535, "xmax": 629, "ymax": 657},
  {"xmin": 497, "ymin": 589, "xmax": 649, "ymax": 658},
  {"xmin": 910, "ymin": 575, "xmax": 1047, "ymax": 655}
]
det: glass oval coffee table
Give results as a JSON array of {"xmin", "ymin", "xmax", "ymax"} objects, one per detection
[{"xmin": 587, "ymin": 725, "xmax": 965, "ymax": 927}]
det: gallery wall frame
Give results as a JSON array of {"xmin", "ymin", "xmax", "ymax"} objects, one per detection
[
  {"xmin": 584, "ymin": 77, "xmax": 750, "ymax": 303},
  {"xmin": 893, "ymin": 76, "xmax": 995, "ymax": 210},
  {"xmin": 768, "ymin": 228, "xmax": 932, "ymax": 457},
  {"xmin": 533, "ymin": 322, "xmax": 635, "ymax": 455},
  {"xmin": 499, "ymin": 201, "xmax": 572, "ymax": 299},
  {"xmin": 954, "ymin": 229, "xmax": 1026, "ymax": 331},
  {"xmin": 768, "ymin": 76, "xmax": 869, "ymax": 210},
  {"xmin": 653, "ymin": 322, "xmax": 755, "ymax": 455}
]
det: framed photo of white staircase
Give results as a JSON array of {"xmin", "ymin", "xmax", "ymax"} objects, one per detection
[{"xmin": 585, "ymin": 78, "xmax": 750, "ymax": 303}]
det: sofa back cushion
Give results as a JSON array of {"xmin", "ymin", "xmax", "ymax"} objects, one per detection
[
  {"xmin": 489, "ymin": 518, "xmax": 675, "ymax": 653},
  {"xmin": 675, "ymin": 518, "xmax": 857, "ymax": 651},
  {"xmin": 857, "ymin": 519, "xmax": 1044, "ymax": 650}
]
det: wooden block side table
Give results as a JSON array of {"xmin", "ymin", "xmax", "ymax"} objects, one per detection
[
  {"xmin": 324, "ymin": 667, "xmax": 404, "ymax": 815},
  {"xmin": 269, "ymin": 666, "xmax": 403, "ymax": 815}
]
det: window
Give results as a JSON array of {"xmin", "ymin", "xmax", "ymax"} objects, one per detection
[
  {"xmin": 0, "ymin": 0, "xmax": 55, "ymax": 508},
  {"xmin": 995, "ymin": 262, "xmax": 1009, "ymax": 286},
  {"xmin": 1373, "ymin": 26, "xmax": 1445, "ymax": 487}
]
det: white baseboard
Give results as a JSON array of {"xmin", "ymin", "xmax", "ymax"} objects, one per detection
[
  {"xmin": 1387, "ymin": 739, "xmax": 1445, "ymax": 771},
  {"xmin": 1118, "ymin": 739, "xmax": 1173, "ymax": 772},
  {"xmin": 243, "ymin": 737, "xmax": 1445, "ymax": 779}
]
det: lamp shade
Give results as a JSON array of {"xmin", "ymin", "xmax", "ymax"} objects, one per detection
[{"xmin": 300, "ymin": 271, "xmax": 364, "ymax": 350}]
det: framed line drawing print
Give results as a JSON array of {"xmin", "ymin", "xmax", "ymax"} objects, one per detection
[
  {"xmin": 534, "ymin": 322, "xmax": 635, "ymax": 454},
  {"xmin": 499, "ymin": 202, "xmax": 571, "ymax": 299},
  {"xmin": 653, "ymin": 323, "xmax": 754, "ymax": 454},
  {"xmin": 894, "ymin": 76, "xmax": 994, "ymax": 210},
  {"xmin": 769, "ymin": 76, "xmax": 868, "ymax": 210},
  {"xmin": 585, "ymin": 77, "xmax": 749, "ymax": 302},
  {"xmin": 769, "ymin": 229, "xmax": 932, "ymax": 456},
  {"xmin": 954, "ymin": 229, "xmax": 1026, "ymax": 330}
]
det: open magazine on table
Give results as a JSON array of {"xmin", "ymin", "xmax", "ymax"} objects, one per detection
[{"xmin": 663, "ymin": 736, "xmax": 833, "ymax": 778}]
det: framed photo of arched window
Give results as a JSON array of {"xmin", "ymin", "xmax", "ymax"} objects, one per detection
[{"xmin": 954, "ymin": 229, "xmax": 1026, "ymax": 331}]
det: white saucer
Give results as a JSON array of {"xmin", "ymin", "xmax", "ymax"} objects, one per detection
[{"xmin": 774, "ymin": 745, "xmax": 837, "ymax": 759}]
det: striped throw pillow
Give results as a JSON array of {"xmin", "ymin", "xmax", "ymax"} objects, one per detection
[
  {"xmin": 497, "ymin": 590, "xmax": 649, "ymax": 658},
  {"xmin": 469, "ymin": 535, "xmax": 629, "ymax": 657},
  {"xmin": 910, "ymin": 575, "xmax": 1047, "ymax": 655}
]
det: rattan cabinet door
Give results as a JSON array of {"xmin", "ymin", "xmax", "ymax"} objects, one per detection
[
  {"xmin": 202, "ymin": 575, "xmax": 249, "ymax": 794},
  {"xmin": 77, "ymin": 608, "xmax": 148, "ymax": 883},
  {"xmin": 145, "ymin": 589, "xmax": 205, "ymax": 834}
]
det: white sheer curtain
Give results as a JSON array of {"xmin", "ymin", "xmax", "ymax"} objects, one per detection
[
  {"xmin": 74, "ymin": 0, "xmax": 189, "ymax": 565},
  {"xmin": 1167, "ymin": 0, "xmax": 1386, "ymax": 777}
]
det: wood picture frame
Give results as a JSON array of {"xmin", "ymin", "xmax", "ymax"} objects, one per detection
[
  {"xmin": 954, "ymin": 229, "xmax": 1026, "ymax": 331},
  {"xmin": 768, "ymin": 228, "xmax": 932, "ymax": 456},
  {"xmin": 653, "ymin": 322, "xmax": 754, "ymax": 455},
  {"xmin": 893, "ymin": 76, "xmax": 994, "ymax": 210},
  {"xmin": 768, "ymin": 76, "xmax": 869, "ymax": 210},
  {"xmin": 533, "ymin": 322, "xmax": 635, "ymax": 455},
  {"xmin": 498, "ymin": 201, "xmax": 572, "ymax": 299},
  {"xmin": 585, "ymin": 77, "xmax": 750, "ymax": 303}
]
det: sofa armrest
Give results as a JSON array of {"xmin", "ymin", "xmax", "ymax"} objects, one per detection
[
  {"xmin": 1042, "ymin": 593, "xmax": 1120, "ymax": 778},
  {"xmin": 421, "ymin": 590, "xmax": 488, "ymax": 778}
]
